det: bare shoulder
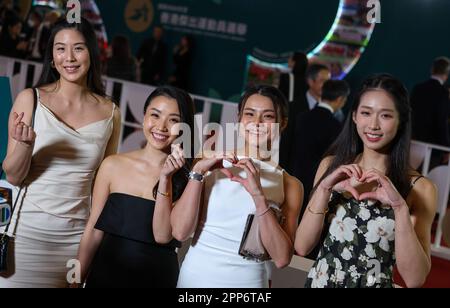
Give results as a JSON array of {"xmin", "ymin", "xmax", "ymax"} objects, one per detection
[
  {"xmin": 91, "ymin": 94, "xmax": 118, "ymax": 115},
  {"xmin": 409, "ymin": 176, "xmax": 437, "ymax": 213},
  {"xmin": 319, "ymin": 156, "xmax": 335, "ymax": 170},
  {"xmin": 283, "ymin": 172, "xmax": 304, "ymax": 196},
  {"xmin": 11, "ymin": 88, "xmax": 36, "ymax": 125},
  {"xmin": 411, "ymin": 176, "xmax": 437, "ymax": 198},
  {"xmin": 284, "ymin": 172, "xmax": 302, "ymax": 189}
]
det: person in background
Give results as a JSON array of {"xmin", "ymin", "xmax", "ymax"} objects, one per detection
[
  {"xmin": 137, "ymin": 26, "xmax": 167, "ymax": 86},
  {"xmin": 278, "ymin": 51, "xmax": 308, "ymax": 173},
  {"xmin": 105, "ymin": 35, "xmax": 137, "ymax": 82},
  {"xmin": 169, "ymin": 35, "xmax": 193, "ymax": 91},
  {"xmin": 292, "ymin": 80, "xmax": 349, "ymax": 227},
  {"xmin": 0, "ymin": 13, "xmax": 27, "ymax": 58},
  {"xmin": 25, "ymin": 10, "xmax": 44, "ymax": 62},
  {"xmin": 410, "ymin": 57, "xmax": 450, "ymax": 167}
]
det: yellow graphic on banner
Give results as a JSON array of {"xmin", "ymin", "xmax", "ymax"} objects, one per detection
[{"xmin": 125, "ymin": 0, "xmax": 154, "ymax": 33}]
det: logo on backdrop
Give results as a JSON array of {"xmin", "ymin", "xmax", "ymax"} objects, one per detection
[
  {"xmin": 66, "ymin": 0, "xmax": 81, "ymax": 24},
  {"xmin": 125, "ymin": 0, "xmax": 154, "ymax": 33}
]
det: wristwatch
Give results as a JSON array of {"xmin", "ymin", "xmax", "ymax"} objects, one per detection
[{"xmin": 189, "ymin": 171, "xmax": 205, "ymax": 183}]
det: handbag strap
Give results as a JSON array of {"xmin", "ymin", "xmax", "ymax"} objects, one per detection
[{"xmin": 1, "ymin": 88, "xmax": 38, "ymax": 239}]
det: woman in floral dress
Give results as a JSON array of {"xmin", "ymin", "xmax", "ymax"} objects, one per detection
[{"xmin": 295, "ymin": 74, "xmax": 437, "ymax": 288}]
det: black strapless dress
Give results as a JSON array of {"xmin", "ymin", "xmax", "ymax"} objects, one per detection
[{"xmin": 85, "ymin": 193, "xmax": 180, "ymax": 288}]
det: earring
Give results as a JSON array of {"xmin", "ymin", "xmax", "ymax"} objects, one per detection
[{"xmin": 51, "ymin": 60, "xmax": 55, "ymax": 68}]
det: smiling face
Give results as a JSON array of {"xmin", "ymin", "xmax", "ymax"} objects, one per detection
[
  {"xmin": 239, "ymin": 94, "xmax": 278, "ymax": 148},
  {"xmin": 352, "ymin": 89, "xmax": 400, "ymax": 152},
  {"xmin": 52, "ymin": 29, "xmax": 90, "ymax": 85},
  {"xmin": 143, "ymin": 95, "xmax": 181, "ymax": 151}
]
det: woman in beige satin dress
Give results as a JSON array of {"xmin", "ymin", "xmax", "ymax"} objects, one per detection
[{"xmin": 1, "ymin": 17, "xmax": 121, "ymax": 288}]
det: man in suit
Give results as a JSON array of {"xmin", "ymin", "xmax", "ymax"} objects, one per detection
[
  {"xmin": 279, "ymin": 63, "xmax": 331, "ymax": 173},
  {"xmin": 411, "ymin": 57, "xmax": 450, "ymax": 166},
  {"xmin": 137, "ymin": 26, "xmax": 167, "ymax": 86},
  {"xmin": 292, "ymin": 79, "xmax": 349, "ymax": 219}
]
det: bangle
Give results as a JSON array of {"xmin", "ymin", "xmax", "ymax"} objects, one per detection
[
  {"xmin": 256, "ymin": 207, "xmax": 271, "ymax": 217},
  {"xmin": 307, "ymin": 206, "xmax": 329, "ymax": 215},
  {"xmin": 157, "ymin": 190, "xmax": 170, "ymax": 197},
  {"xmin": 189, "ymin": 171, "xmax": 204, "ymax": 183}
]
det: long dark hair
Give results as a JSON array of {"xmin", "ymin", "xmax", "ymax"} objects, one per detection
[
  {"xmin": 34, "ymin": 17, "xmax": 105, "ymax": 96},
  {"xmin": 316, "ymin": 74, "xmax": 412, "ymax": 198},
  {"xmin": 143, "ymin": 86, "xmax": 195, "ymax": 201}
]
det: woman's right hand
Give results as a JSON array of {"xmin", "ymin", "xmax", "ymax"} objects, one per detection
[
  {"xmin": 319, "ymin": 164, "xmax": 363, "ymax": 199},
  {"xmin": 11, "ymin": 112, "xmax": 36, "ymax": 147}
]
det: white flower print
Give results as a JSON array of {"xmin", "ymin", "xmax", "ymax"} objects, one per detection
[
  {"xmin": 365, "ymin": 244, "xmax": 376, "ymax": 258},
  {"xmin": 308, "ymin": 258, "xmax": 329, "ymax": 288},
  {"xmin": 359, "ymin": 255, "xmax": 368, "ymax": 263},
  {"xmin": 349, "ymin": 265, "xmax": 361, "ymax": 281},
  {"xmin": 329, "ymin": 207, "xmax": 357, "ymax": 243},
  {"xmin": 358, "ymin": 207, "xmax": 371, "ymax": 221},
  {"xmin": 365, "ymin": 216, "xmax": 395, "ymax": 252},
  {"xmin": 341, "ymin": 247, "xmax": 352, "ymax": 261},
  {"xmin": 334, "ymin": 258, "xmax": 346, "ymax": 283}
]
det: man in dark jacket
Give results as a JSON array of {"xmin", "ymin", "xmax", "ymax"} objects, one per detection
[
  {"xmin": 411, "ymin": 57, "xmax": 450, "ymax": 167},
  {"xmin": 137, "ymin": 26, "xmax": 167, "ymax": 86},
  {"xmin": 292, "ymin": 79, "xmax": 349, "ymax": 220}
]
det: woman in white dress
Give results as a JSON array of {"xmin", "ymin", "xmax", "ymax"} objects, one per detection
[
  {"xmin": 1, "ymin": 17, "xmax": 121, "ymax": 288},
  {"xmin": 172, "ymin": 85, "xmax": 303, "ymax": 288}
]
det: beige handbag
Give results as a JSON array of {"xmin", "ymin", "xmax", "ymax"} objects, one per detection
[{"xmin": 238, "ymin": 202, "xmax": 285, "ymax": 262}]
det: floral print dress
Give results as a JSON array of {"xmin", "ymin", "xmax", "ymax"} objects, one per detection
[{"xmin": 305, "ymin": 192, "xmax": 397, "ymax": 288}]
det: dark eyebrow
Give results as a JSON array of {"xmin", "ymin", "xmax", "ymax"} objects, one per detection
[
  {"xmin": 244, "ymin": 108, "xmax": 276, "ymax": 113},
  {"xmin": 360, "ymin": 105, "xmax": 395, "ymax": 113},
  {"xmin": 54, "ymin": 42, "xmax": 86, "ymax": 46},
  {"xmin": 150, "ymin": 108, "xmax": 181, "ymax": 117}
]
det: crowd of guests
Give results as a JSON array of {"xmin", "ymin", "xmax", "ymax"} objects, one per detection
[{"xmin": 0, "ymin": 15, "xmax": 449, "ymax": 289}]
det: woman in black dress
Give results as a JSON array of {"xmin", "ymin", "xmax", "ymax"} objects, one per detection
[{"xmin": 77, "ymin": 86, "xmax": 195, "ymax": 288}]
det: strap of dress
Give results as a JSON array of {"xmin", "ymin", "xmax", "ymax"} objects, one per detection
[{"xmin": 411, "ymin": 175, "xmax": 424, "ymax": 186}]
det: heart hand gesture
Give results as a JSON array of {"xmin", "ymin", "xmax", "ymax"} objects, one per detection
[
  {"xmin": 230, "ymin": 158, "xmax": 264, "ymax": 198},
  {"xmin": 358, "ymin": 168, "xmax": 405, "ymax": 209},
  {"xmin": 320, "ymin": 164, "xmax": 363, "ymax": 200},
  {"xmin": 11, "ymin": 112, "xmax": 36, "ymax": 147}
]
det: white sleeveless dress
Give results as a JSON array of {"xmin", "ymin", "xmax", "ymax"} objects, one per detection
[
  {"xmin": 0, "ymin": 89, "xmax": 115, "ymax": 288},
  {"xmin": 177, "ymin": 158, "xmax": 285, "ymax": 288}
]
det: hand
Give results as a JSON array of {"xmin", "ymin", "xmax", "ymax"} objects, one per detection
[
  {"xmin": 230, "ymin": 158, "xmax": 264, "ymax": 198},
  {"xmin": 358, "ymin": 169, "xmax": 405, "ymax": 209},
  {"xmin": 320, "ymin": 164, "xmax": 363, "ymax": 200},
  {"xmin": 160, "ymin": 144, "xmax": 185, "ymax": 178},
  {"xmin": 192, "ymin": 151, "xmax": 238, "ymax": 178},
  {"xmin": 17, "ymin": 41, "xmax": 28, "ymax": 50},
  {"xmin": 11, "ymin": 112, "xmax": 36, "ymax": 147}
]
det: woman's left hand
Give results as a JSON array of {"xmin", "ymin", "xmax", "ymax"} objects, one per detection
[
  {"xmin": 160, "ymin": 144, "xmax": 185, "ymax": 178},
  {"xmin": 359, "ymin": 168, "xmax": 405, "ymax": 209},
  {"xmin": 230, "ymin": 158, "xmax": 264, "ymax": 198}
]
